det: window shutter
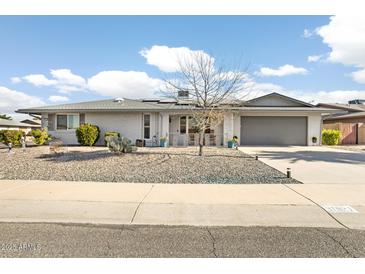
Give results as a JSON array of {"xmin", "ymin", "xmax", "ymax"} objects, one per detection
[
  {"xmin": 48, "ymin": 114, "xmax": 55, "ymax": 131},
  {"xmin": 80, "ymin": 113, "xmax": 85, "ymax": 125}
]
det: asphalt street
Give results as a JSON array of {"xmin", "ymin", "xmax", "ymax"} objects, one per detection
[{"xmin": 0, "ymin": 223, "xmax": 364, "ymax": 257}]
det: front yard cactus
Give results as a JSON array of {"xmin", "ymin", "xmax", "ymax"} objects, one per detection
[{"xmin": 105, "ymin": 135, "xmax": 136, "ymax": 153}]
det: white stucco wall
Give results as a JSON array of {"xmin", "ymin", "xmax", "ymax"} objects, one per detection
[
  {"xmin": 307, "ymin": 114, "xmax": 322, "ymax": 146},
  {"xmin": 86, "ymin": 112, "xmax": 158, "ymax": 145},
  {"xmin": 223, "ymin": 112, "xmax": 234, "ymax": 146},
  {"xmin": 233, "ymin": 114, "xmax": 241, "ymax": 141},
  {"xmin": 48, "ymin": 130, "xmax": 78, "ymax": 144},
  {"xmin": 46, "ymin": 112, "xmax": 159, "ymax": 145},
  {"xmin": 160, "ymin": 113, "xmax": 169, "ymax": 140}
]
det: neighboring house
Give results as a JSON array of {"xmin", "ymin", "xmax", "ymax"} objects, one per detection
[
  {"xmin": 17, "ymin": 92, "xmax": 334, "ymax": 146},
  {"xmin": 318, "ymin": 101, "xmax": 365, "ymax": 144},
  {"xmin": 0, "ymin": 119, "xmax": 39, "ymax": 133},
  {"xmin": 20, "ymin": 119, "xmax": 41, "ymax": 130}
]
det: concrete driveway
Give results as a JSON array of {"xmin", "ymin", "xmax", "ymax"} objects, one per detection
[{"xmin": 239, "ymin": 146, "xmax": 365, "ymax": 184}]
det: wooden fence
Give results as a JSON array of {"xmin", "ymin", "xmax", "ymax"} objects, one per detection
[{"xmin": 323, "ymin": 122, "xmax": 365, "ymax": 144}]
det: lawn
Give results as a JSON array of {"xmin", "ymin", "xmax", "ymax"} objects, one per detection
[{"xmin": 0, "ymin": 146, "xmax": 299, "ymax": 184}]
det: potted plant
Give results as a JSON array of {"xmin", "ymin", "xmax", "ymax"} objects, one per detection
[
  {"xmin": 312, "ymin": 136, "xmax": 317, "ymax": 144},
  {"xmin": 160, "ymin": 136, "xmax": 168, "ymax": 147},
  {"xmin": 228, "ymin": 136, "xmax": 239, "ymax": 149}
]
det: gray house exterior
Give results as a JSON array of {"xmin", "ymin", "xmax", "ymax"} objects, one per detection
[{"xmin": 17, "ymin": 92, "xmax": 335, "ymax": 146}]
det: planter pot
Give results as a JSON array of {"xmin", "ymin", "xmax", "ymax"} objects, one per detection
[{"xmin": 160, "ymin": 140, "xmax": 167, "ymax": 147}]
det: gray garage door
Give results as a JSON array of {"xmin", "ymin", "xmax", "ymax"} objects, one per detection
[{"xmin": 240, "ymin": 116, "xmax": 307, "ymax": 145}]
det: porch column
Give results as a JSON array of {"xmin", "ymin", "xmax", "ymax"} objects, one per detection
[
  {"xmin": 161, "ymin": 113, "xmax": 169, "ymax": 146},
  {"xmin": 223, "ymin": 112, "xmax": 234, "ymax": 147}
]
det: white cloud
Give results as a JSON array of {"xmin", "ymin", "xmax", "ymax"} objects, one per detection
[
  {"xmin": 22, "ymin": 69, "xmax": 86, "ymax": 94},
  {"xmin": 21, "ymin": 68, "xmax": 164, "ymax": 99},
  {"xmin": 0, "ymin": 86, "xmax": 45, "ymax": 114},
  {"xmin": 290, "ymin": 90, "xmax": 365, "ymax": 104},
  {"xmin": 87, "ymin": 70, "xmax": 164, "ymax": 98},
  {"xmin": 240, "ymin": 76, "xmax": 365, "ymax": 104},
  {"xmin": 245, "ymin": 86, "xmax": 365, "ymax": 104},
  {"xmin": 303, "ymin": 29, "xmax": 314, "ymax": 38},
  {"xmin": 48, "ymin": 95, "xmax": 69, "ymax": 103},
  {"xmin": 351, "ymin": 69, "xmax": 365, "ymax": 84},
  {"xmin": 10, "ymin": 77, "xmax": 22, "ymax": 84},
  {"xmin": 50, "ymin": 69, "xmax": 86, "ymax": 87},
  {"xmin": 316, "ymin": 15, "xmax": 365, "ymax": 84},
  {"xmin": 258, "ymin": 64, "xmax": 308, "ymax": 77},
  {"xmin": 140, "ymin": 45, "xmax": 213, "ymax": 73},
  {"xmin": 307, "ymin": 55, "xmax": 322, "ymax": 62},
  {"xmin": 23, "ymin": 74, "xmax": 57, "ymax": 86}
]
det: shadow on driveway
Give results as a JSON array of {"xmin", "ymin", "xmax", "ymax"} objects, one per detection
[{"xmin": 256, "ymin": 149, "xmax": 365, "ymax": 165}]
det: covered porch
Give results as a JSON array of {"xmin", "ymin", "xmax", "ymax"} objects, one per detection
[{"xmin": 165, "ymin": 114, "xmax": 224, "ymax": 147}]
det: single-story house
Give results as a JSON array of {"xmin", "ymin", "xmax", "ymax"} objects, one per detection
[
  {"xmin": 17, "ymin": 92, "xmax": 335, "ymax": 146},
  {"xmin": 0, "ymin": 119, "xmax": 40, "ymax": 133},
  {"xmin": 318, "ymin": 101, "xmax": 365, "ymax": 144}
]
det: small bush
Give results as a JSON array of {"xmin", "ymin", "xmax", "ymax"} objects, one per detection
[
  {"xmin": 1, "ymin": 130, "xmax": 23, "ymax": 146},
  {"xmin": 31, "ymin": 129, "xmax": 51, "ymax": 145},
  {"xmin": 76, "ymin": 123, "xmax": 100, "ymax": 146},
  {"xmin": 322, "ymin": 129, "xmax": 341, "ymax": 145},
  {"xmin": 104, "ymin": 131, "xmax": 120, "ymax": 146},
  {"xmin": 0, "ymin": 130, "xmax": 5, "ymax": 143}
]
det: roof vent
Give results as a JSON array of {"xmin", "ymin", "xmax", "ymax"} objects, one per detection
[{"xmin": 113, "ymin": 98, "xmax": 125, "ymax": 103}]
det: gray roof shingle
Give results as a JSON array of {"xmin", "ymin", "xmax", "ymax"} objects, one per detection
[{"xmin": 17, "ymin": 98, "xmax": 179, "ymax": 113}]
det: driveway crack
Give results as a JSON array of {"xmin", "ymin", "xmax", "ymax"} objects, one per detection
[
  {"xmin": 206, "ymin": 227, "xmax": 218, "ymax": 258},
  {"xmin": 130, "ymin": 184, "xmax": 154, "ymax": 224},
  {"xmin": 315, "ymin": 228, "xmax": 356, "ymax": 258}
]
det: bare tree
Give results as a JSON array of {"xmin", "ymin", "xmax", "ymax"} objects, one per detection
[{"xmin": 164, "ymin": 52, "xmax": 250, "ymax": 156}]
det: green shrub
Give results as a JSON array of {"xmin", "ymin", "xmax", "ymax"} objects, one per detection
[
  {"xmin": 76, "ymin": 123, "xmax": 100, "ymax": 146},
  {"xmin": 1, "ymin": 130, "xmax": 23, "ymax": 146},
  {"xmin": 104, "ymin": 131, "xmax": 120, "ymax": 146},
  {"xmin": 0, "ymin": 130, "xmax": 5, "ymax": 143},
  {"xmin": 322, "ymin": 129, "xmax": 341, "ymax": 145},
  {"xmin": 31, "ymin": 129, "xmax": 51, "ymax": 145}
]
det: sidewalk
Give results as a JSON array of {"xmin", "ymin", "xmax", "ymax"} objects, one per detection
[{"xmin": 0, "ymin": 180, "xmax": 364, "ymax": 229}]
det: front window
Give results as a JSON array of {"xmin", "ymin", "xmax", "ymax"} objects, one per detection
[
  {"xmin": 188, "ymin": 116, "xmax": 199, "ymax": 133},
  {"xmin": 144, "ymin": 114, "xmax": 150, "ymax": 139},
  {"xmin": 180, "ymin": 116, "xmax": 187, "ymax": 134},
  {"xmin": 57, "ymin": 114, "xmax": 79, "ymax": 130}
]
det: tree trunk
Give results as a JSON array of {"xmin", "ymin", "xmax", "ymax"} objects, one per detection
[{"xmin": 198, "ymin": 132, "xmax": 204, "ymax": 156}]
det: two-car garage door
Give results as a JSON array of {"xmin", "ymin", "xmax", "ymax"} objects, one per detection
[{"xmin": 240, "ymin": 116, "xmax": 307, "ymax": 145}]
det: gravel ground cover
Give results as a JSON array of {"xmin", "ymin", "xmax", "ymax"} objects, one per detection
[{"xmin": 0, "ymin": 146, "xmax": 299, "ymax": 184}]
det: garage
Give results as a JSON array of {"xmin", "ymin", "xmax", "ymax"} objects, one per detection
[{"xmin": 240, "ymin": 116, "xmax": 307, "ymax": 145}]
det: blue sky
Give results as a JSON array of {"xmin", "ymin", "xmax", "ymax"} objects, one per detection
[{"xmin": 1, "ymin": 16, "xmax": 365, "ymax": 117}]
